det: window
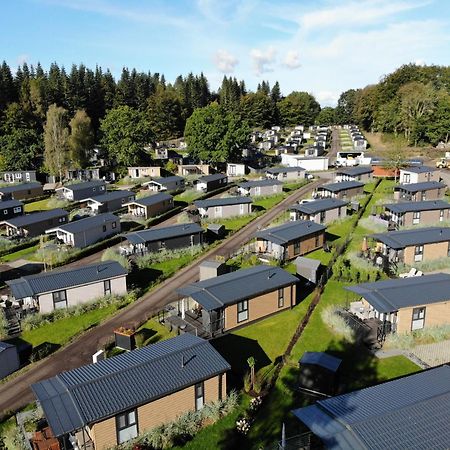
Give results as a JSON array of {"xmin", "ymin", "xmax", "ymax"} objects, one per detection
[
  {"xmin": 116, "ymin": 409, "xmax": 138, "ymax": 444},
  {"xmin": 218, "ymin": 374, "xmax": 223, "ymax": 401},
  {"xmin": 104, "ymin": 279, "xmax": 111, "ymax": 296},
  {"xmin": 411, "ymin": 307, "xmax": 426, "ymax": 330},
  {"xmin": 52, "ymin": 290, "xmax": 67, "ymax": 309},
  {"xmin": 319, "ymin": 211, "xmax": 326, "ymax": 224},
  {"xmin": 112, "ymin": 221, "xmax": 117, "ymax": 229},
  {"xmin": 3, "ymin": 209, "xmax": 7, "ymax": 215},
  {"xmin": 282, "ymin": 172, "xmax": 287, "ymax": 178},
  {"xmin": 402, "ymin": 173, "xmax": 410, "ymax": 183},
  {"xmin": 278, "ymin": 288, "xmax": 284, "ymax": 308},
  {"xmin": 103, "ymin": 225, "xmax": 107, "ymax": 232},
  {"xmin": 293, "ymin": 241, "xmax": 300, "ymax": 255},
  {"xmin": 59, "ymin": 217, "xmax": 66, "ymax": 223},
  {"xmin": 414, "ymin": 245, "xmax": 424, "ymax": 262},
  {"xmin": 448, "ymin": 242, "xmax": 450, "ymax": 257},
  {"xmin": 440, "ymin": 209, "xmax": 445, "ymax": 222},
  {"xmin": 412, "ymin": 211, "xmax": 421, "ymax": 224},
  {"xmin": 13, "ymin": 207, "xmax": 21, "ymax": 213},
  {"xmin": 195, "ymin": 382, "xmax": 205, "ymax": 411},
  {"xmin": 338, "ymin": 207, "xmax": 342, "ymax": 218},
  {"xmin": 237, "ymin": 300, "xmax": 248, "ymax": 323},
  {"xmin": 421, "ymin": 192, "xmax": 426, "ymax": 201},
  {"xmin": 315, "ymin": 234, "xmax": 321, "ymax": 247}
]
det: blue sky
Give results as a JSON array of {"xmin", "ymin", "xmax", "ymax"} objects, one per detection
[{"xmin": 1, "ymin": 0, "xmax": 449, "ymax": 105}]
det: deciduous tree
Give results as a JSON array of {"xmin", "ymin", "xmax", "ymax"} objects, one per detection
[{"xmin": 69, "ymin": 109, "xmax": 94, "ymax": 168}]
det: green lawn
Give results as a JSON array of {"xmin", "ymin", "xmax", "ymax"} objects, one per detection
[
  {"xmin": 0, "ymin": 244, "xmax": 39, "ymax": 262},
  {"xmin": 24, "ymin": 197, "xmax": 69, "ymax": 212},
  {"xmin": 174, "ymin": 189, "xmax": 203, "ymax": 203},
  {"xmin": 207, "ymin": 213, "xmax": 259, "ymax": 232},
  {"xmin": 252, "ymin": 194, "xmax": 286, "ymax": 210}
]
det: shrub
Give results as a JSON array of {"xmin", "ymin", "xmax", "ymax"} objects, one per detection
[
  {"xmin": 243, "ymin": 371, "xmax": 252, "ymax": 392},
  {"xmin": 0, "ymin": 308, "xmax": 8, "ymax": 339},
  {"xmin": 0, "ymin": 236, "xmax": 14, "ymax": 252},
  {"xmin": 135, "ymin": 245, "xmax": 204, "ymax": 269},
  {"xmin": 46, "ymin": 197, "xmax": 70, "ymax": 209},
  {"xmin": 321, "ymin": 306, "xmax": 355, "ymax": 342},
  {"xmin": 384, "ymin": 324, "xmax": 450, "ymax": 349},
  {"xmin": 102, "ymin": 248, "xmax": 131, "ymax": 271}
]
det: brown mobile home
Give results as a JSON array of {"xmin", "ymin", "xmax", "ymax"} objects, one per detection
[
  {"xmin": 315, "ymin": 180, "xmax": 364, "ymax": 199},
  {"xmin": 335, "ymin": 166, "xmax": 373, "ymax": 182},
  {"xmin": 124, "ymin": 192, "xmax": 173, "ymax": 220},
  {"xmin": 32, "ymin": 334, "xmax": 230, "ymax": 450},
  {"xmin": 394, "ymin": 181, "xmax": 446, "ymax": 202},
  {"xmin": 0, "ymin": 182, "xmax": 43, "ymax": 201}
]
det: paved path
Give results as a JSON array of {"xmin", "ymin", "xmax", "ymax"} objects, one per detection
[{"xmin": 0, "ymin": 180, "xmax": 322, "ymax": 417}]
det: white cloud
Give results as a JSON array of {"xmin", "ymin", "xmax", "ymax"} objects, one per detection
[
  {"xmin": 283, "ymin": 50, "xmax": 301, "ymax": 69},
  {"xmin": 250, "ymin": 46, "xmax": 277, "ymax": 75},
  {"xmin": 213, "ymin": 49, "xmax": 239, "ymax": 73},
  {"xmin": 196, "ymin": 0, "xmax": 258, "ymax": 24},
  {"xmin": 315, "ymin": 91, "xmax": 340, "ymax": 107}
]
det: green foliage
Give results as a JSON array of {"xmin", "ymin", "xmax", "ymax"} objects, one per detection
[
  {"xmin": 68, "ymin": 109, "xmax": 94, "ymax": 169},
  {"xmin": 320, "ymin": 306, "xmax": 355, "ymax": 342},
  {"xmin": 278, "ymin": 91, "xmax": 321, "ymax": 127},
  {"xmin": 0, "ymin": 308, "xmax": 8, "ymax": 340},
  {"xmin": 240, "ymin": 92, "xmax": 276, "ymax": 128},
  {"xmin": 100, "ymin": 105, "xmax": 154, "ymax": 166},
  {"xmin": 315, "ymin": 106, "xmax": 336, "ymax": 126},
  {"xmin": 384, "ymin": 324, "xmax": 450, "ymax": 349},
  {"xmin": 135, "ymin": 245, "xmax": 204, "ymax": 269},
  {"xmin": 101, "ymin": 248, "xmax": 131, "ymax": 271},
  {"xmin": 184, "ymin": 103, "xmax": 250, "ymax": 164}
]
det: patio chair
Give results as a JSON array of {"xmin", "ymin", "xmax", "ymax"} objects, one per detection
[
  {"xmin": 415, "ymin": 270, "xmax": 423, "ymax": 276},
  {"xmin": 400, "ymin": 267, "xmax": 417, "ymax": 278}
]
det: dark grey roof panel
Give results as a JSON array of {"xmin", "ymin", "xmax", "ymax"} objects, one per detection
[
  {"xmin": 177, "ymin": 265, "xmax": 298, "ymax": 311},
  {"xmin": 59, "ymin": 180, "xmax": 105, "ymax": 191},
  {"xmin": 128, "ymin": 192, "xmax": 172, "ymax": 206},
  {"xmin": 0, "ymin": 182, "xmax": 41, "ymax": 194},
  {"xmin": 345, "ymin": 273, "xmax": 450, "ymax": 311},
  {"xmin": 7, "ymin": 260, "xmax": 127, "ymax": 298},
  {"xmin": 266, "ymin": 167, "xmax": 305, "ymax": 174},
  {"xmin": 49, "ymin": 213, "xmax": 118, "ymax": 234},
  {"xmin": 238, "ymin": 179, "xmax": 283, "ymax": 189},
  {"xmin": 396, "ymin": 181, "xmax": 446, "ymax": 193},
  {"xmin": 290, "ymin": 199, "xmax": 348, "ymax": 215},
  {"xmin": 335, "ymin": 166, "xmax": 373, "ymax": 176},
  {"xmin": 385, "ymin": 200, "xmax": 450, "ymax": 213},
  {"xmin": 148, "ymin": 176, "xmax": 184, "ymax": 184},
  {"xmin": 300, "ymin": 352, "xmax": 342, "ymax": 372},
  {"xmin": 194, "ymin": 196, "xmax": 252, "ymax": 208},
  {"xmin": 318, "ymin": 181, "xmax": 364, "ymax": 192},
  {"xmin": 2, "ymin": 209, "xmax": 68, "ymax": 228},
  {"xmin": 0, "ymin": 199, "xmax": 23, "ymax": 208},
  {"xmin": 402, "ymin": 165, "xmax": 436, "ymax": 174},
  {"xmin": 370, "ymin": 226, "xmax": 450, "ymax": 249},
  {"xmin": 198, "ymin": 174, "xmax": 227, "ymax": 182},
  {"xmin": 256, "ymin": 220, "xmax": 325, "ymax": 246},
  {"xmin": 83, "ymin": 190, "xmax": 134, "ymax": 203},
  {"xmin": 124, "ymin": 223, "xmax": 203, "ymax": 245}
]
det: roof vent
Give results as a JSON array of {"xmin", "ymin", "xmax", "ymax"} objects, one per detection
[
  {"xmin": 268, "ymin": 271, "xmax": 276, "ymax": 279},
  {"xmin": 181, "ymin": 355, "xmax": 185, "ymax": 368}
]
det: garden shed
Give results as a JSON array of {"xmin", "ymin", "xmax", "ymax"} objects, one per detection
[{"xmin": 295, "ymin": 257, "xmax": 321, "ymax": 284}]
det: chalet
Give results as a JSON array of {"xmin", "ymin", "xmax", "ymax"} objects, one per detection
[
  {"xmin": 369, "ymin": 226, "xmax": 450, "ymax": 268},
  {"xmin": 122, "ymin": 223, "xmax": 203, "ymax": 255},
  {"xmin": 226, "ymin": 163, "xmax": 247, "ymax": 177},
  {"xmin": 315, "ymin": 181, "xmax": 364, "ymax": 199},
  {"xmin": 237, "ymin": 179, "xmax": 283, "ymax": 197},
  {"xmin": 0, "ymin": 342, "xmax": 20, "ymax": 380},
  {"xmin": 2, "ymin": 209, "xmax": 68, "ymax": 238},
  {"xmin": 293, "ymin": 365, "xmax": 450, "ymax": 449},
  {"xmin": 32, "ymin": 334, "xmax": 230, "ymax": 449},
  {"xmin": 384, "ymin": 200, "xmax": 450, "ymax": 228},
  {"xmin": 127, "ymin": 166, "xmax": 162, "ymax": 179},
  {"xmin": 46, "ymin": 213, "xmax": 120, "ymax": 248},
  {"xmin": 194, "ymin": 197, "xmax": 252, "ymax": 219},
  {"xmin": 335, "ymin": 166, "xmax": 373, "ymax": 182},
  {"xmin": 290, "ymin": 198, "xmax": 348, "ymax": 224},
  {"xmin": 178, "ymin": 164, "xmax": 210, "ymax": 176},
  {"xmin": 256, "ymin": 220, "xmax": 326, "ymax": 261},
  {"xmin": 0, "ymin": 182, "xmax": 43, "ymax": 201},
  {"xmin": 124, "ymin": 193, "xmax": 173, "ymax": 220},
  {"xmin": 195, "ymin": 174, "xmax": 228, "ymax": 192},
  {"xmin": 174, "ymin": 265, "xmax": 298, "ymax": 336},
  {"xmin": 0, "ymin": 170, "xmax": 36, "ymax": 184},
  {"xmin": 281, "ymin": 155, "xmax": 329, "ymax": 171},
  {"xmin": 394, "ymin": 181, "xmax": 446, "ymax": 202},
  {"xmin": 0, "ymin": 199, "xmax": 24, "ymax": 220},
  {"xmin": 56, "ymin": 180, "xmax": 107, "ymax": 202},
  {"xmin": 65, "ymin": 168, "xmax": 103, "ymax": 182},
  {"xmin": 265, "ymin": 167, "xmax": 306, "ymax": 182},
  {"xmin": 7, "ymin": 261, "xmax": 127, "ymax": 313},
  {"xmin": 82, "ymin": 190, "xmax": 135, "ymax": 214},
  {"xmin": 399, "ymin": 165, "xmax": 439, "ymax": 184},
  {"xmin": 142, "ymin": 176, "xmax": 185, "ymax": 193},
  {"xmin": 346, "ymin": 273, "xmax": 450, "ymax": 334}
]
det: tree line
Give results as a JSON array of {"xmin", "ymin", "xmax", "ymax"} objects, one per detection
[{"xmin": 0, "ymin": 61, "xmax": 323, "ymax": 173}]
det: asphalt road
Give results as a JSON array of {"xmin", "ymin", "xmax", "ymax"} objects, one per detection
[{"xmin": 0, "ymin": 179, "xmax": 323, "ymax": 417}]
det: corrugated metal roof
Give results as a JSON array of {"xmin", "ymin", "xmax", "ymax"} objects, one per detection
[
  {"xmin": 266, "ymin": 167, "xmax": 305, "ymax": 174},
  {"xmin": 82, "ymin": 190, "xmax": 134, "ymax": 204},
  {"xmin": 293, "ymin": 365, "xmax": 450, "ymax": 450},
  {"xmin": 2, "ymin": 209, "xmax": 67, "ymax": 228},
  {"xmin": 395, "ymin": 181, "xmax": 446, "ymax": 193},
  {"xmin": 370, "ymin": 226, "xmax": 450, "ymax": 249},
  {"xmin": 127, "ymin": 192, "xmax": 172, "ymax": 207},
  {"xmin": 300, "ymin": 352, "xmax": 342, "ymax": 372},
  {"xmin": 345, "ymin": 273, "xmax": 450, "ymax": 312},
  {"xmin": 385, "ymin": 200, "xmax": 450, "ymax": 213},
  {"xmin": 0, "ymin": 182, "xmax": 41, "ymax": 194},
  {"xmin": 7, "ymin": 260, "xmax": 128, "ymax": 299},
  {"xmin": 198, "ymin": 174, "xmax": 227, "ymax": 183},
  {"xmin": 402, "ymin": 165, "xmax": 436, "ymax": 174},
  {"xmin": 177, "ymin": 265, "xmax": 298, "ymax": 311},
  {"xmin": 318, "ymin": 181, "xmax": 364, "ymax": 193},
  {"xmin": 290, "ymin": 199, "xmax": 348, "ymax": 215},
  {"xmin": 0, "ymin": 199, "xmax": 23, "ymax": 209},
  {"xmin": 143, "ymin": 176, "xmax": 184, "ymax": 185},
  {"xmin": 335, "ymin": 166, "xmax": 373, "ymax": 176},
  {"xmin": 124, "ymin": 223, "xmax": 203, "ymax": 245},
  {"xmin": 57, "ymin": 180, "xmax": 105, "ymax": 192},
  {"xmin": 256, "ymin": 220, "xmax": 326, "ymax": 246},
  {"xmin": 194, "ymin": 196, "xmax": 252, "ymax": 208},
  {"xmin": 48, "ymin": 213, "xmax": 118, "ymax": 234},
  {"xmin": 238, "ymin": 179, "xmax": 283, "ymax": 189},
  {"xmin": 295, "ymin": 256, "xmax": 321, "ymax": 270},
  {"xmin": 32, "ymin": 334, "xmax": 230, "ymax": 436}
]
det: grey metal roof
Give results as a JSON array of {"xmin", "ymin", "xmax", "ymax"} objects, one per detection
[
  {"xmin": 265, "ymin": 167, "xmax": 305, "ymax": 175},
  {"xmin": 385, "ymin": 199, "xmax": 450, "ymax": 214},
  {"xmin": 293, "ymin": 365, "xmax": 450, "ymax": 450},
  {"xmin": 82, "ymin": 190, "xmax": 134, "ymax": 204},
  {"xmin": 335, "ymin": 166, "xmax": 373, "ymax": 176},
  {"xmin": 0, "ymin": 199, "xmax": 23, "ymax": 209},
  {"xmin": 238, "ymin": 179, "xmax": 283, "ymax": 189},
  {"xmin": 345, "ymin": 273, "xmax": 450, "ymax": 312},
  {"xmin": 290, "ymin": 199, "xmax": 348, "ymax": 215},
  {"xmin": 256, "ymin": 220, "xmax": 325, "ymax": 246},
  {"xmin": 395, "ymin": 181, "xmax": 446, "ymax": 193},
  {"xmin": 0, "ymin": 341, "xmax": 15, "ymax": 353},
  {"xmin": 143, "ymin": 175, "xmax": 184, "ymax": 185},
  {"xmin": 127, "ymin": 192, "xmax": 172, "ymax": 207},
  {"xmin": 318, "ymin": 181, "xmax": 364, "ymax": 193},
  {"xmin": 402, "ymin": 165, "xmax": 436, "ymax": 174},
  {"xmin": 295, "ymin": 256, "xmax": 321, "ymax": 270},
  {"xmin": 7, "ymin": 260, "xmax": 127, "ymax": 299},
  {"xmin": 2, "ymin": 209, "xmax": 68, "ymax": 228},
  {"xmin": 32, "ymin": 334, "xmax": 230, "ymax": 436},
  {"xmin": 194, "ymin": 196, "xmax": 252, "ymax": 208},
  {"xmin": 124, "ymin": 223, "xmax": 203, "ymax": 245},
  {"xmin": 197, "ymin": 174, "xmax": 227, "ymax": 183},
  {"xmin": 177, "ymin": 265, "xmax": 298, "ymax": 311},
  {"xmin": 370, "ymin": 226, "xmax": 450, "ymax": 249},
  {"xmin": 0, "ymin": 182, "xmax": 41, "ymax": 194},
  {"xmin": 300, "ymin": 352, "xmax": 342, "ymax": 372},
  {"xmin": 48, "ymin": 213, "xmax": 118, "ymax": 234},
  {"xmin": 58, "ymin": 180, "xmax": 106, "ymax": 192}
]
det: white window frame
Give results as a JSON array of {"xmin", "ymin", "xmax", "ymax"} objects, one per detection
[
  {"xmin": 412, "ymin": 211, "xmax": 420, "ymax": 225},
  {"xmin": 237, "ymin": 299, "xmax": 249, "ymax": 323},
  {"xmin": 414, "ymin": 245, "xmax": 424, "ymax": 262}
]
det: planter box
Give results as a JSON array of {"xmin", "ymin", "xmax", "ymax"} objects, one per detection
[{"xmin": 114, "ymin": 330, "xmax": 136, "ymax": 351}]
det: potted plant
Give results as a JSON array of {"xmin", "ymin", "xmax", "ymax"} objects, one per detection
[{"xmin": 114, "ymin": 326, "xmax": 136, "ymax": 351}]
